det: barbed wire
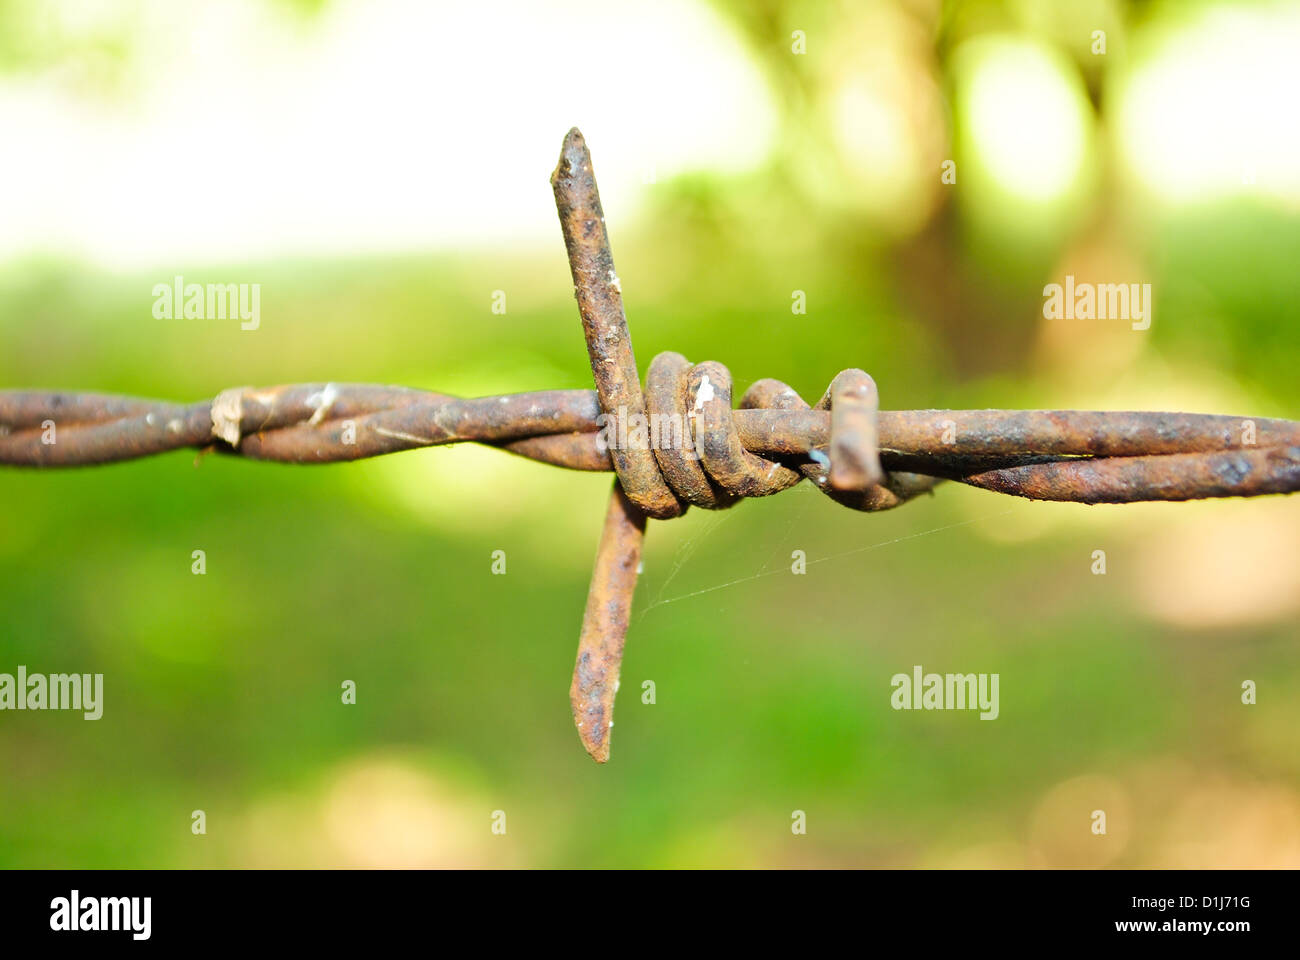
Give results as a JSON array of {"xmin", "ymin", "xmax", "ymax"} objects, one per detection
[{"xmin": 3, "ymin": 128, "xmax": 1299, "ymax": 763}]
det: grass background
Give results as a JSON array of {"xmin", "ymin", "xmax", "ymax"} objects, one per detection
[{"xmin": 1, "ymin": 0, "xmax": 1298, "ymax": 867}]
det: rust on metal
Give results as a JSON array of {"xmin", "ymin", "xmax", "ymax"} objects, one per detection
[
  {"xmin": 552, "ymin": 127, "xmax": 682, "ymax": 521},
  {"xmin": 6, "ymin": 395, "xmax": 1296, "ymax": 486},
  {"xmin": 3, "ymin": 127, "xmax": 1299, "ymax": 763},
  {"xmin": 570, "ymin": 481, "xmax": 647, "ymax": 763},
  {"xmin": 821, "ymin": 369, "xmax": 884, "ymax": 491},
  {"xmin": 963, "ymin": 444, "xmax": 1300, "ymax": 503}
]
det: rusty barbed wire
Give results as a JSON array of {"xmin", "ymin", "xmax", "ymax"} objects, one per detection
[{"xmin": 3, "ymin": 128, "xmax": 1300, "ymax": 763}]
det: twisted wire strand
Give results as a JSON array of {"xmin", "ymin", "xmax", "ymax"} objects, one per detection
[{"xmin": 2, "ymin": 386, "xmax": 1297, "ymax": 504}]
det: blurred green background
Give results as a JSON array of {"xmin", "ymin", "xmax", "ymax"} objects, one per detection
[{"xmin": 1, "ymin": 0, "xmax": 1298, "ymax": 868}]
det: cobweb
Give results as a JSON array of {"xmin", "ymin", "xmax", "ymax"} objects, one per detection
[{"xmin": 634, "ymin": 484, "xmax": 1021, "ymax": 623}]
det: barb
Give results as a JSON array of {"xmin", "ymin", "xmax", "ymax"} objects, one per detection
[{"xmin": 3, "ymin": 128, "xmax": 1299, "ymax": 763}]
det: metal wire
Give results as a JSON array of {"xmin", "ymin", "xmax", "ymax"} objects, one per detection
[{"xmin": 3, "ymin": 128, "xmax": 1299, "ymax": 762}]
